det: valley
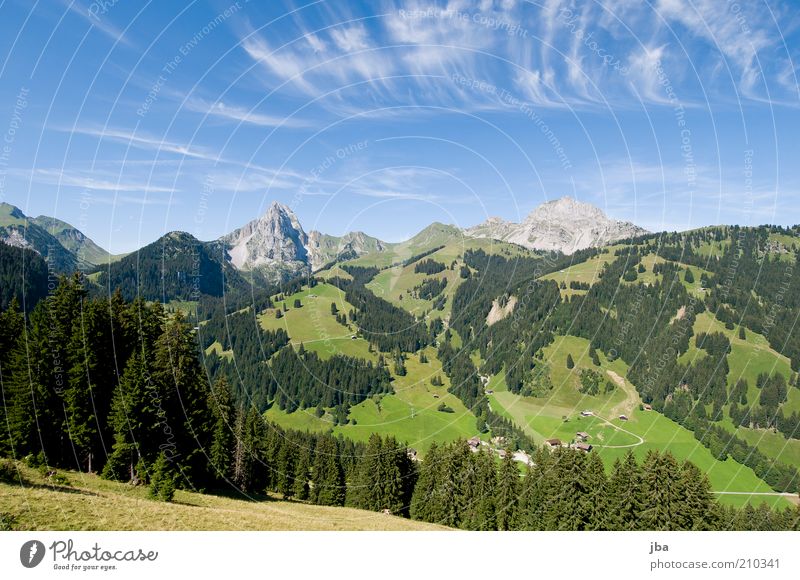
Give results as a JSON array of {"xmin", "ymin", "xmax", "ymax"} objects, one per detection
[{"xmin": 2, "ymin": 196, "xmax": 800, "ymax": 529}]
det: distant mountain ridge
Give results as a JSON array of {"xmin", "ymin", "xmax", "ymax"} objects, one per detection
[
  {"xmin": 464, "ymin": 197, "xmax": 648, "ymax": 254},
  {"xmin": 0, "ymin": 202, "xmax": 122, "ymax": 271},
  {"xmin": 30, "ymin": 214, "xmax": 115, "ymax": 266},
  {"xmin": 1, "ymin": 196, "xmax": 649, "ymax": 285}
]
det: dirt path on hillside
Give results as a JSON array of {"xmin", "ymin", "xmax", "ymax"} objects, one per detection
[
  {"xmin": 714, "ymin": 492, "xmax": 800, "ymax": 507},
  {"xmin": 606, "ymin": 370, "xmax": 639, "ymax": 418},
  {"xmin": 590, "ymin": 413, "xmax": 645, "ymax": 449}
]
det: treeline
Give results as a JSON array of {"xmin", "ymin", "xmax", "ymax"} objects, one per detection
[
  {"xmin": 411, "ymin": 441, "xmax": 800, "ymax": 531},
  {"xmin": 268, "ymin": 345, "xmax": 392, "ymax": 416},
  {"xmin": 414, "ymin": 259, "xmax": 445, "ymax": 275},
  {"xmin": 0, "ymin": 274, "xmax": 214, "ymax": 485},
  {"xmin": 200, "ymin": 307, "xmax": 289, "ymax": 409},
  {"xmin": 699, "ymin": 226, "xmax": 800, "ymax": 371},
  {"xmin": 93, "ymin": 232, "xmax": 247, "ymax": 302},
  {"xmin": 328, "ymin": 266, "xmax": 432, "ymax": 353},
  {"xmin": 414, "ymin": 277, "xmax": 447, "ymax": 300}
]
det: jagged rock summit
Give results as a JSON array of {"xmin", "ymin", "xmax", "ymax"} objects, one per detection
[
  {"xmin": 465, "ymin": 196, "xmax": 648, "ymax": 254},
  {"xmin": 220, "ymin": 201, "xmax": 387, "ymax": 280},
  {"xmin": 222, "ymin": 201, "xmax": 308, "ymax": 270}
]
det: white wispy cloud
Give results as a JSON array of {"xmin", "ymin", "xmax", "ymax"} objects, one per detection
[
  {"xmin": 234, "ymin": 0, "xmax": 797, "ymax": 112},
  {"xmin": 63, "ymin": 0, "xmax": 134, "ymax": 47},
  {"xmin": 184, "ymin": 97, "xmax": 310, "ymax": 128},
  {"xmin": 90, "ymin": 195, "xmax": 178, "ymax": 207},
  {"xmin": 26, "ymin": 168, "xmax": 176, "ymax": 193},
  {"xmin": 66, "ymin": 125, "xmax": 219, "ymax": 161}
]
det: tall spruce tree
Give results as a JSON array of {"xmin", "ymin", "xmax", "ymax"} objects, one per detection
[
  {"xmin": 103, "ymin": 349, "xmax": 161, "ymax": 483},
  {"xmin": 608, "ymin": 451, "xmax": 644, "ymax": 530},
  {"xmin": 311, "ymin": 435, "xmax": 344, "ymax": 506},
  {"xmin": 640, "ymin": 451, "xmax": 685, "ymax": 530},
  {"xmin": 496, "ymin": 447, "xmax": 519, "ymax": 530},
  {"xmin": 208, "ymin": 377, "xmax": 234, "ymax": 483},
  {"xmin": 152, "ymin": 312, "xmax": 215, "ymax": 487},
  {"xmin": 410, "ymin": 442, "xmax": 445, "ymax": 523}
]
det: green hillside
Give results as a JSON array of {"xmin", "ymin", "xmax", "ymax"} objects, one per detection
[{"xmin": 0, "ymin": 463, "xmax": 444, "ymax": 531}]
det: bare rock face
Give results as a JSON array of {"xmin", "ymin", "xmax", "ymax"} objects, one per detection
[
  {"xmin": 1, "ymin": 228, "xmax": 34, "ymax": 251},
  {"xmin": 306, "ymin": 230, "xmax": 387, "ymax": 271},
  {"xmin": 465, "ymin": 197, "xmax": 648, "ymax": 254},
  {"xmin": 220, "ymin": 202, "xmax": 391, "ymax": 280},
  {"xmin": 221, "ymin": 201, "xmax": 310, "ymax": 279}
]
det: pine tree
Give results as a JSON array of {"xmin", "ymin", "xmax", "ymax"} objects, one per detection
[
  {"xmin": 410, "ymin": 442, "xmax": 444, "ymax": 523},
  {"xmin": 679, "ymin": 460, "xmax": 718, "ymax": 530},
  {"xmin": 583, "ymin": 452, "xmax": 611, "ymax": 530},
  {"xmin": 590, "ymin": 349, "xmax": 601, "ymax": 366},
  {"xmin": 547, "ymin": 448, "xmax": 589, "ymax": 530},
  {"xmin": 152, "ymin": 312, "xmax": 215, "ymax": 487},
  {"xmin": 353, "ymin": 433, "xmax": 384, "ymax": 511},
  {"xmin": 640, "ymin": 451, "xmax": 685, "ymax": 530},
  {"xmin": 566, "ymin": 354, "xmax": 575, "ymax": 369},
  {"xmin": 517, "ymin": 447, "xmax": 552, "ymax": 530},
  {"xmin": 684, "ymin": 268, "xmax": 695, "ymax": 283},
  {"xmin": 0, "ymin": 300, "xmax": 24, "ymax": 455},
  {"xmin": 464, "ymin": 448, "xmax": 496, "ymax": 530},
  {"xmin": 609, "ymin": 451, "xmax": 644, "ymax": 530},
  {"xmin": 148, "ymin": 452, "xmax": 176, "ymax": 502},
  {"xmin": 496, "ymin": 447, "xmax": 519, "ymax": 530},
  {"xmin": 103, "ymin": 349, "xmax": 161, "ymax": 483},
  {"xmin": 209, "ymin": 377, "xmax": 234, "ymax": 483},
  {"xmin": 276, "ymin": 440, "xmax": 296, "ymax": 498},
  {"xmin": 292, "ymin": 446, "xmax": 311, "ymax": 500}
]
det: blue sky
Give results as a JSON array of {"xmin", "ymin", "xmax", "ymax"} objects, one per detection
[{"xmin": 0, "ymin": 0, "xmax": 798, "ymax": 253}]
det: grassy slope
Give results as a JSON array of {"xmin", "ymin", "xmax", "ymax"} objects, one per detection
[
  {"xmin": 366, "ymin": 258, "xmax": 461, "ymax": 321},
  {"xmin": 676, "ymin": 310, "xmax": 800, "ymax": 471},
  {"xmin": 264, "ymin": 345, "xmax": 481, "ymax": 456},
  {"xmin": 333, "ymin": 346, "xmax": 480, "ymax": 454},
  {"xmin": 541, "ymin": 251, "xmax": 612, "ymax": 297},
  {"xmin": 259, "ymin": 283, "xmax": 376, "ymax": 361},
  {"xmin": 0, "ymin": 464, "xmax": 445, "ymax": 531}
]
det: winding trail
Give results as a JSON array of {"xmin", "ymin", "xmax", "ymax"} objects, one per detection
[
  {"xmin": 590, "ymin": 413, "xmax": 645, "ymax": 449},
  {"xmin": 714, "ymin": 491, "xmax": 799, "ymax": 506}
]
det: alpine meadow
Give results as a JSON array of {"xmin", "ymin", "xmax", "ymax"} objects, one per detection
[{"xmin": 1, "ymin": 0, "xmax": 800, "ymax": 549}]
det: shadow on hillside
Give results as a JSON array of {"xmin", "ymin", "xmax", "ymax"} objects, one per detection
[
  {"xmin": 203, "ymin": 488, "xmax": 275, "ymax": 503},
  {"xmin": 21, "ymin": 481, "xmax": 101, "ymax": 497}
]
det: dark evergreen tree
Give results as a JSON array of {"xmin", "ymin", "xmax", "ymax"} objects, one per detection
[
  {"xmin": 209, "ymin": 377, "xmax": 234, "ymax": 483},
  {"xmin": 495, "ymin": 447, "xmax": 519, "ymax": 530},
  {"xmin": 311, "ymin": 435, "xmax": 345, "ymax": 506}
]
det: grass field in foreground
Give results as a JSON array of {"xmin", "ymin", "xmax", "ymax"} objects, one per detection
[{"xmin": 0, "ymin": 464, "xmax": 446, "ymax": 531}]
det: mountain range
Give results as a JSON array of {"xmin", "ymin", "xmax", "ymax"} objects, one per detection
[{"xmin": 0, "ymin": 197, "xmax": 647, "ymax": 286}]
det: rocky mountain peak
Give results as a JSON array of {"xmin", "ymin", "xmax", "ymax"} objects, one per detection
[
  {"xmin": 221, "ymin": 201, "xmax": 309, "ymax": 275},
  {"xmin": 465, "ymin": 196, "xmax": 648, "ymax": 255}
]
